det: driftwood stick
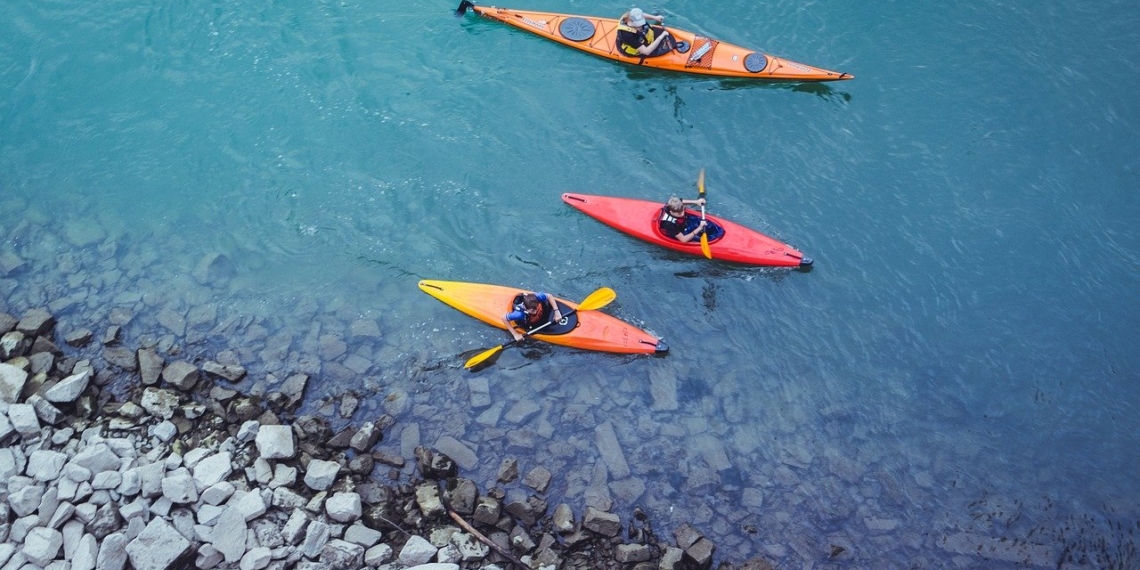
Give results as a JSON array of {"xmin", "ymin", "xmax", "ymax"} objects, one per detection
[{"xmin": 447, "ymin": 508, "xmax": 528, "ymax": 570}]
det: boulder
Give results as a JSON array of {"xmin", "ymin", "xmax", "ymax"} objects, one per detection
[
  {"xmin": 22, "ymin": 527, "xmax": 63, "ymax": 566},
  {"xmin": 44, "ymin": 370, "xmax": 90, "ymax": 403},
  {"xmin": 137, "ymin": 349, "xmax": 163, "ymax": 385},
  {"xmin": 303, "ymin": 459, "xmax": 340, "ymax": 491},
  {"xmin": 255, "ymin": 424, "xmax": 295, "ymax": 460},
  {"xmin": 161, "ymin": 361, "xmax": 198, "ymax": 391},
  {"xmin": 0, "ymin": 363, "xmax": 28, "ymax": 403},
  {"xmin": 125, "ymin": 517, "xmax": 193, "ymax": 570},
  {"xmin": 16, "ymin": 308, "xmax": 55, "ymax": 337}
]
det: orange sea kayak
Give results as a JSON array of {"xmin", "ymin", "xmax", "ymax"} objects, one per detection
[
  {"xmin": 454, "ymin": 1, "xmax": 852, "ymax": 82},
  {"xmin": 418, "ymin": 280, "xmax": 668, "ymax": 355}
]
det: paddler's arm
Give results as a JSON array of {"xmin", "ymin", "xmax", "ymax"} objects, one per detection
[{"xmin": 502, "ymin": 312, "xmax": 526, "ymax": 342}]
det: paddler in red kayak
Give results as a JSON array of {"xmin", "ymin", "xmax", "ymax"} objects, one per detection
[
  {"xmin": 617, "ymin": 8, "xmax": 689, "ymax": 57},
  {"xmin": 502, "ymin": 292, "xmax": 563, "ymax": 342},
  {"xmin": 659, "ymin": 196, "xmax": 723, "ymax": 243}
]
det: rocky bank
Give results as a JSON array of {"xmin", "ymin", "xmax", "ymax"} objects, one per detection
[{"xmin": 0, "ymin": 307, "xmax": 781, "ymax": 570}]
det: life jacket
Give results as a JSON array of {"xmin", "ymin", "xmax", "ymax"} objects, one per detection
[
  {"xmin": 660, "ymin": 206, "xmax": 686, "ymax": 226},
  {"xmin": 617, "ymin": 22, "xmax": 653, "ymax": 56},
  {"xmin": 511, "ymin": 294, "xmax": 549, "ymax": 327}
]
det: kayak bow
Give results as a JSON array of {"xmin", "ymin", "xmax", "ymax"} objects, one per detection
[
  {"xmin": 418, "ymin": 280, "xmax": 669, "ymax": 355},
  {"xmin": 562, "ymin": 193, "xmax": 813, "ymax": 267},
  {"xmin": 455, "ymin": 1, "xmax": 852, "ymax": 82}
]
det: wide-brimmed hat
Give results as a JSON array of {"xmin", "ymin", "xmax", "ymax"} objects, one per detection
[{"xmin": 628, "ymin": 8, "xmax": 647, "ymax": 27}]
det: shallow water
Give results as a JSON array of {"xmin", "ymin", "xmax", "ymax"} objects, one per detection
[{"xmin": 2, "ymin": 0, "xmax": 1139, "ymax": 567}]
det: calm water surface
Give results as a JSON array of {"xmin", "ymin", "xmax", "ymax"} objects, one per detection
[{"xmin": 2, "ymin": 0, "xmax": 1138, "ymax": 567}]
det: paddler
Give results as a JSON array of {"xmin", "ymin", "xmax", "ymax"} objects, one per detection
[
  {"xmin": 502, "ymin": 292, "xmax": 563, "ymax": 342},
  {"xmin": 617, "ymin": 8, "xmax": 689, "ymax": 57},
  {"xmin": 659, "ymin": 196, "xmax": 722, "ymax": 243}
]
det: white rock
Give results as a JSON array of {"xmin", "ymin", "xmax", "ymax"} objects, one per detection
[
  {"xmin": 192, "ymin": 452, "xmax": 233, "ymax": 488},
  {"xmin": 303, "ymin": 459, "xmax": 340, "ymax": 491},
  {"xmin": 8, "ymin": 483, "xmax": 45, "ymax": 517},
  {"xmin": 238, "ymin": 547, "xmax": 271, "ymax": 570},
  {"xmin": 125, "ymin": 518, "xmax": 192, "ymax": 570},
  {"xmin": 399, "ymin": 535, "xmax": 439, "ymax": 566},
  {"xmin": 0, "ymin": 363, "xmax": 28, "ymax": 403},
  {"xmin": 22, "ymin": 527, "xmax": 63, "ymax": 566},
  {"xmin": 325, "ymin": 492, "xmax": 362, "ymax": 523},
  {"xmin": 301, "ymin": 521, "xmax": 330, "ymax": 559},
  {"xmin": 151, "ymin": 420, "xmax": 177, "ymax": 442},
  {"xmin": 27, "ymin": 450, "xmax": 68, "ymax": 482},
  {"xmin": 0, "ymin": 413, "xmax": 13, "ymax": 441},
  {"xmin": 195, "ymin": 544, "xmax": 223, "ymax": 570},
  {"xmin": 44, "ymin": 370, "xmax": 90, "ymax": 403},
  {"xmin": 8, "ymin": 403, "xmax": 40, "ymax": 436},
  {"xmin": 209, "ymin": 507, "xmax": 247, "ymax": 563},
  {"xmin": 200, "ymin": 481, "xmax": 235, "ymax": 506},
  {"xmin": 229, "ymin": 489, "xmax": 267, "ymax": 521},
  {"xmin": 364, "ymin": 543, "xmax": 394, "ymax": 566},
  {"xmin": 0, "ymin": 544, "xmax": 16, "ymax": 569},
  {"xmin": 117, "ymin": 469, "xmax": 141, "ymax": 496},
  {"xmin": 344, "ymin": 523, "xmax": 382, "ymax": 547},
  {"xmin": 254, "ymin": 424, "xmax": 294, "ymax": 460},
  {"xmin": 404, "ymin": 564, "xmax": 460, "ymax": 570},
  {"xmin": 280, "ymin": 509, "xmax": 310, "ymax": 546},
  {"xmin": 319, "ymin": 540, "xmax": 364, "ymax": 569},
  {"xmin": 161, "ymin": 468, "xmax": 199, "ymax": 504},
  {"xmin": 71, "ymin": 533, "xmax": 98, "ymax": 570},
  {"xmin": 91, "ymin": 471, "xmax": 122, "ymax": 490},
  {"xmin": 236, "ymin": 420, "xmax": 259, "ymax": 443},
  {"xmin": 61, "ymin": 520, "xmax": 85, "ymax": 559},
  {"xmin": 95, "ymin": 532, "xmax": 128, "ymax": 570},
  {"xmin": 70, "ymin": 443, "xmax": 121, "ymax": 474}
]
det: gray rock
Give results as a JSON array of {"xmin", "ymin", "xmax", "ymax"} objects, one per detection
[
  {"xmin": 236, "ymin": 420, "xmax": 259, "ymax": 443},
  {"xmin": 593, "ymin": 422, "xmax": 631, "ymax": 479},
  {"xmin": 126, "ymin": 517, "xmax": 193, "ymax": 570},
  {"xmin": 137, "ymin": 349, "xmax": 163, "ymax": 386},
  {"xmin": 193, "ymin": 253, "xmax": 234, "ymax": 284},
  {"xmin": 301, "ymin": 521, "xmax": 330, "ymax": 559},
  {"xmin": 29, "ymin": 394, "xmax": 66, "ymax": 425},
  {"xmin": 473, "ymin": 497, "xmax": 500, "ymax": 526},
  {"xmin": 324, "ymin": 492, "xmax": 361, "ymax": 523},
  {"xmin": 65, "ymin": 328, "xmax": 93, "ymax": 348},
  {"xmin": 192, "ymin": 452, "xmax": 233, "ymax": 488},
  {"xmin": 156, "ymin": 307, "xmax": 186, "ymax": 337},
  {"xmin": 88, "ymin": 504, "xmax": 122, "ymax": 539},
  {"xmin": 319, "ymin": 540, "xmax": 363, "ymax": 570},
  {"xmin": 0, "ymin": 363, "xmax": 28, "ymax": 403},
  {"xmin": 202, "ymin": 361, "xmax": 245, "ymax": 383},
  {"xmin": 161, "ymin": 361, "xmax": 199, "ymax": 391},
  {"xmin": 278, "ymin": 374, "xmax": 308, "ymax": 408},
  {"xmin": 44, "ymin": 370, "xmax": 91, "ymax": 403},
  {"xmin": 255, "ymin": 425, "xmax": 294, "ymax": 460},
  {"xmin": 16, "ymin": 308, "xmax": 55, "ymax": 337},
  {"xmin": 151, "ymin": 420, "xmax": 177, "ymax": 442},
  {"xmin": 685, "ymin": 538, "xmax": 715, "ymax": 569},
  {"xmin": 363, "ymin": 543, "xmax": 393, "ymax": 566},
  {"xmin": 27, "ymin": 450, "xmax": 68, "ymax": 482},
  {"xmin": 414, "ymin": 483, "xmax": 444, "ymax": 519},
  {"xmin": 343, "ymin": 523, "xmax": 382, "ymax": 548},
  {"xmin": 523, "ymin": 466, "xmax": 552, "ymax": 493},
  {"xmin": 303, "ymin": 459, "xmax": 340, "ymax": 491},
  {"xmin": 102, "ymin": 346, "xmax": 137, "ymax": 370},
  {"xmin": 280, "ymin": 509, "xmax": 310, "ymax": 546},
  {"xmin": 139, "ymin": 388, "xmax": 179, "ymax": 419},
  {"xmin": 22, "ymin": 526, "xmax": 63, "ymax": 566},
  {"xmin": 582, "ymin": 507, "xmax": 621, "ymax": 537},
  {"xmin": 433, "ymin": 436, "xmax": 477, "ymax": 471},
  {"xmin": 348, "ymin": 422, "xmax": 380, "ymax": 452},
  {"xmin": 0, "ymin": 413, "xmax": 12, "ymax": 441},
  {"xmin": 0, "ymin": 331, "xmax": 30, "ymax": 361},
  {"xmin": 552, "ymin": 504, "xmax": 575, "ymax": 533}
]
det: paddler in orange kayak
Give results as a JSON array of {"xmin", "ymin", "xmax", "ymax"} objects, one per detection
[{"xmin": 616, "ymin": 8, "xmax": 689, "ymax": 57}]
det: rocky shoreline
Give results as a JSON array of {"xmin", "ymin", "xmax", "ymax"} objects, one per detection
[{"xmin": 0, "ymin": 307, "xmax": 777, "ymax": 570}]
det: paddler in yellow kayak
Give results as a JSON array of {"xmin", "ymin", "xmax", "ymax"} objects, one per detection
[
  {"xmin": 501, "ymin": 292, "xmax": 563, "ymax": 342},
  {"xmin": 616, "ymin": 8, "xmax": 690, "ymax": 57}
]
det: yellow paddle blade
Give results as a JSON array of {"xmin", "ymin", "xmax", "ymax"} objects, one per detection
[
  {"xmin": 700, "ymin": 233, "xmax": 712, "ymax": 259},
  {"xmin": 464, "ymin": 344, "xmax": 505, "ymax": 369},
  {"xmin": 697, "ymin": 168, "xmax": 706, "ymax": 196},
  {"xmin": 577, "ymin": 287, "xmax": 616, "ymax": 311}
]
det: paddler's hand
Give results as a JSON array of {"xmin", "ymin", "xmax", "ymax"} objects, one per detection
[
  {"xmin": 511, "ymin": 332, "xmax": 525, "ymax": 342},
  {"xmin": 553, "ymin": 308, "xmax": 563, "ymax": 322},
  {"xmin": 697, "ymin": 220, "xmax": 708, "ymax": 231},
  {"xmin": 696, "ymin": 198, "xmax": 706, "ymax": 206}
]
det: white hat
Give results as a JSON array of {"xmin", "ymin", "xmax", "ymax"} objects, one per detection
[{"xmin": 628, "ymin": 8, "xmax": 647, "ymax": 27}]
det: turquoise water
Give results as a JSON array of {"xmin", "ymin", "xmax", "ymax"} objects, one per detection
[{"xmin": 3, "ymin": 0, "xmax": 1139, "ymax": 567}]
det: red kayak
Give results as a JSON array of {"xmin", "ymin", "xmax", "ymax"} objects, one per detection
[{"xmin": 562, "ymin": 193, "xmax": 812, "ymax": 267}]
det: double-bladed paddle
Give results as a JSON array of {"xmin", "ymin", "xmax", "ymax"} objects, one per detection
[
  {"xmin": 463, "ymin": 287, "xmax": 617, "ymax": 369},
  {"xmin": 698, "ymin": 169, "xmax": 712, "ymax": 259}
]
